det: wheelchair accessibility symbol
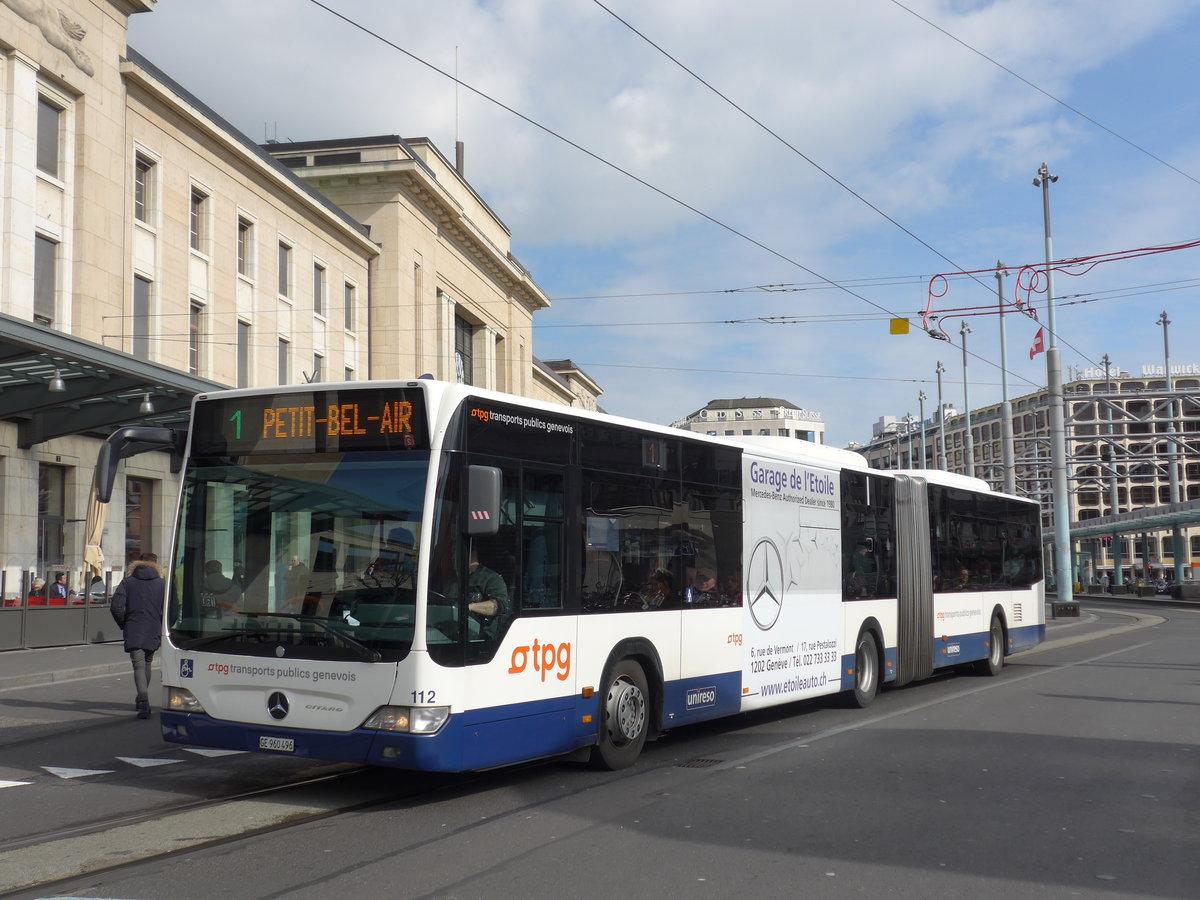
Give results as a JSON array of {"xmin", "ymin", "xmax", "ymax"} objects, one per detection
[{"xmin": 180, "ymin": 658, "xmax": 194, "ymax": 679}]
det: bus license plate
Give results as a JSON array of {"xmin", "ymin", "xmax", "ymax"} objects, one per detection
[{"xmin": 259, "ymin": 736, "xmax": 295, "ymax": 753}]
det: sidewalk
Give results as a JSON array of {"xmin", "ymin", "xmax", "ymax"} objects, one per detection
[{"xmin": 0, "ymin": 641, "xmax": 133, "ymax": 691}]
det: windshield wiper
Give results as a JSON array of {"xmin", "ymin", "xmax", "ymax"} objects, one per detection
[
  {"xmin": 178, "ymin": 624, "xmax": 273, "ymax": 651},
  {"xmin": 243, "ymin": 612, "xmax": 383, "ymax": 662}
]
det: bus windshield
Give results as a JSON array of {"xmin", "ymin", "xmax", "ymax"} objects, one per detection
[{"xmin": 168, "ymin": 451, "xmax": 430, "ymax": 663}]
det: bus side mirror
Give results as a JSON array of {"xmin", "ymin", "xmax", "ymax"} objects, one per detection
[{"xmin": 465, "ymin": 465, "xmax": 501, "ymax": 536}]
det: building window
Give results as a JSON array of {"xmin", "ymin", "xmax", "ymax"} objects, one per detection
[
  {"xmin": 189, "ymin": 188, "xmax": 208, "ymax": 252},
  {"xmin": 278, "ymin": 337, "xmax": 289, "ymax": 385},
  {"xmin": 133, "ymin": 275, "xmax": 152, "ymax": 358},
  {"xmin": 189, "ymin": 302, "xmax": 203, "ymax": 375},
  {"xmin": 237, "ymin": 217, "xmax": 253, "ymax": 276},
  {"xmin": 125, "ymin": 477, "xmax": 154, "ymax": 562},
  {"xmin": 237, "ymin": 321, "xmax": 250, "ymax": 388},
  {"xmin": 454, "ymin": 315, "xmax": 473, "ymax": 385},
  {"xmin": 38, "ymin": 464, "xmax": 67, "ymax": 579},
  {"xmin": 134, "ymin": 155, "xmax": 154, "ymax": 223},
  {"xmin": 313, "ymin": 263, "xmax": 325, "ymax": 316},
  {"xmin": 34, "ymin": 234, "xmax": 57, "ymax": 325},
  {"xmin": 313, "ymin": 152, "xmax": 361, "ymax": 166},
  {"xmin": 344, "ymin": 281, "xmax": 355, "ymax": 331},
  {"xmin": 344, "ymin": 366, "xmax": 354, "ymax": 382},
  {"xmin": 277, "ymin": 242, "xmax": 291, "ymax": 298},
  {"xmin": 37, "ymin": 98, "xmax": 61, "ymax": 177}
]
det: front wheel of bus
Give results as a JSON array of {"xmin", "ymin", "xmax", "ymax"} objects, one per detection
[
  {"xmin": 590, "ymin": 659, "xmax": 649, "ymax": 770},
  {"xmin": 975, "ymin": 614, "xmax": 1005, "ymax": 676},
  {"xmin": 851, "ymin": 630, "xmax": 880, "ymax": 708}
]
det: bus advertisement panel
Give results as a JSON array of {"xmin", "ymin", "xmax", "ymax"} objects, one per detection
[{"xmin": 742, "ymin": 455, "xmax": 842, "ymax": 709}]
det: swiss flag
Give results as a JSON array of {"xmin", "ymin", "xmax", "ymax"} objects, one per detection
[{"xmin": 1029, "ymin": 327, "xmax": 1045, "ymax": 359}]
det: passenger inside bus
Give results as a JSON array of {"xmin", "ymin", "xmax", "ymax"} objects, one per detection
[
  {"xmin": 202, "ymin": 560, "xmax": 241, "ymax": 614},
  {"xmin": 641, "ymin": 569, "xmax": 675, "ymax": 610},
  {"xmin": 363, "ymin": 526, "xmax": 416, "ymax": 588}
]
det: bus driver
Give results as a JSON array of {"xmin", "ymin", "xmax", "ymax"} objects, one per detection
[{"xmin": 467, "ymin": 548, "xmax": 508, "ymax": 620}]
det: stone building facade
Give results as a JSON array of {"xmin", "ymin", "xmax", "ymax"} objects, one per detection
[{"xmin": 0, "ymin": 0, "xmax": 598, "ymax": 644}]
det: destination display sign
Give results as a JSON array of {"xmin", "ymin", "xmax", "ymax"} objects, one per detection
[{"xmin": 191, "ymin": 388, "xmax": 429, "ymax": 456}]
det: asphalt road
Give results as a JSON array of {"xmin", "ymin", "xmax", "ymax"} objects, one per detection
[{"xmin": 3, "ymin": 602, "xmax": 1197, "ymax": 899}]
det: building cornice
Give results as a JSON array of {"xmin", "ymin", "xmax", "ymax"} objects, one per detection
[
  {"xmin": 302, "ymin": 161, "xmax": 550, "ymax": 315},
  {"xmin": 119, "ymin": 58, "xmax": 379, "ymax": 258}
]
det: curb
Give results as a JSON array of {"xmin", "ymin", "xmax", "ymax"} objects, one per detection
[{"xmin": 0, "ymin": 661, "xmax": 136, "ymax": 692}]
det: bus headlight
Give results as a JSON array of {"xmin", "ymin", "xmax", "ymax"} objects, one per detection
[
  {"xmin": 363, "ymin": 705, "xmax": 449, "ymax": 734},
  {"xmin": 166, "ymin": 687, "xmax": 206, "ymax": 714}
]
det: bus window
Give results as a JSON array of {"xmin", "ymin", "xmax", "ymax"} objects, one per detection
[
  {"xmin": 841, "ymin": 471, "xmax": 895, "ymax": 600},
  {"xmin": 583, "ymin": 474, "xmax": 682, "ymax": 612}
]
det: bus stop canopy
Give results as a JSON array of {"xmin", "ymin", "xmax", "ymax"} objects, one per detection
[{"xmin": 0, "ymin": 312, "xmax": 223, "ymax": 448}]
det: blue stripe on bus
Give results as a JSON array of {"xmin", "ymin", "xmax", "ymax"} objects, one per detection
[
  {"xmin": 162, "ymin": 672, "xmax": 740, "ymax": 772},
  {"xmin": 161, "ymin": 694, "xmax": 595, "ymax": 772},
  {"xmin": 838, "ymin": 622, "xmax": 1047, "ymax": 689},
  {"xmin": 663, "ymin": 671, "xmax": 742, "ymax": 724}
]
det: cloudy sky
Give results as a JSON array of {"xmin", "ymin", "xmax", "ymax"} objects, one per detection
[{"xmin": 129, "ymin": 0, "xmax": 1200, "ymax": 446}]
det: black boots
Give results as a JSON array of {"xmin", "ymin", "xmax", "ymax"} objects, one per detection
[{"xmin": 136, "ymin": 698, "xmax": 151, "ymax": 719}]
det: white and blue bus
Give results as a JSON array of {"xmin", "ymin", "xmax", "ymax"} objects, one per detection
[{"xmin": 94, "ymin": 379, "xmax": 1044, "ymax": 771}]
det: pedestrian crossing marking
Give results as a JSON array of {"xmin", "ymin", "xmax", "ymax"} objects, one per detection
[
  {"xmin": 116, "ymin": 756, "xmax": 185, "ymax": 768},
  {"xmin": 0, "ymin": 780, "xmax": 31, "ymax": 789},
  {"xmin": 42, "ymin": 766, "xmax": 115, "ymax": 779},
  {"xmin": 183, "ymin": 748, "xmax": 246, "ymax": 757}
]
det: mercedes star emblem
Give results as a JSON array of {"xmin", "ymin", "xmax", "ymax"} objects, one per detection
[
  {"xmin": 747, "ymin": 538, "xmax": 784, "ymax": 631},
  {"xmin": 267, "ymin": 691, "xmax": 290, "ymax": 720}
]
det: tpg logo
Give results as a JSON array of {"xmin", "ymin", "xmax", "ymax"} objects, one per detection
[{"xmin": 686, "ymin": 686, "xmax": 717, "ymax": 709}]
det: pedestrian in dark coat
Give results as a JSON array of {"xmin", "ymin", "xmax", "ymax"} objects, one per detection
[{"xmin": 110, "ymin": 553, "xmax": 165, "ymax": 718}]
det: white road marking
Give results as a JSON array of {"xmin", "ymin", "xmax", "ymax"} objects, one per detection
[
  {"xmin": 42, "ymin": 766, "xmax": 116, "ymax": 779},
  {"xmin": 183, "ymin": 748, "xmax": 247, "ymax": 757},
  {"xmin": 116, "ymin": 756, "xmax": 185, "ymax": 768}
]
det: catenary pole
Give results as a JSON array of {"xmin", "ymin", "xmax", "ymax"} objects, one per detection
[
  {"xmin": 960, "ymin": 321, "xmax": 974, "ymax": 478},
  {"xmin": 935, "ymin": 361, "xmax": 947, "ymax": 471},
  {"xmin": 996, "ymin": 262, "xmax": 1016, "ymax": 494},
  {"xmin": 1158, "ymin": 312, "xmax": 1185, "ymax": 585},
  {"xmin": 1034, "ymin": 162, "xmax": 1073, "ymax": 605}
]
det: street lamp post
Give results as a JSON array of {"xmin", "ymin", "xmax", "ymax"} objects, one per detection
[
  {"xmin": 935, "ymin": 361, "xmax": 947, "ymax": 471},
  {"xmin": 905, "ymin": 413, "xmax": 915, "ymax": 467},
  {"xmin": 918, "ymin": 390, "xmax": 927, "ymax": 469},
  {"xmin": 1034, "ymin": 162, "xmax": 1073, "ymax": 606},
  {"xmin": 960, "ymin": 321, "xmax": 974, "ymax": 478},
  {"xmin": 996, "ymin": 262, "xmax": 1016, "ymax": 494},
  {"xmin": 1158, "ymin": 312, "xmax": 1185, "ymax": 585}
]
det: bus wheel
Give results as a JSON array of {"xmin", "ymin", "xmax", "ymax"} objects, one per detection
[
  {"xmin": 975, "ymin": 614, "xmax": 1005, "ymax": 676},
  {"xmin": 590, "ymin": 659, "xmax": 649, "ymax": 770},
  {"xmin": 851, "ymin": 630, "xmax": 880, "ymax": 708}
]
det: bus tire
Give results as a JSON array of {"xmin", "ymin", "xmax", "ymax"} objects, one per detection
[
  {"xmin": 590, "ymin": 659, "xmax": 649, "ymax": 770},
  {"xmin": 851, "ymin": 630, "xmax": 880, "ymax": 708},
  {"xmin": 975, "ymin": 613, "xmax": 1005, "ymax": 676}
]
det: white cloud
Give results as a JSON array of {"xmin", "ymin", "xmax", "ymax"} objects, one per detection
[{"xmin": 130, "ymin": 0, "xmax": 1200, "ymax": 444}]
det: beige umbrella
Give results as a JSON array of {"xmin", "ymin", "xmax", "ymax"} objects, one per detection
[{"xmin": 83, "ymin": 485, "xmax": 106, "ymax": 577}]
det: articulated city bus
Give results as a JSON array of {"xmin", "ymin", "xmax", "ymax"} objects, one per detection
[{"xmin": 95, "ymin": 379, "xmax": 1045, "ymax": 771}]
